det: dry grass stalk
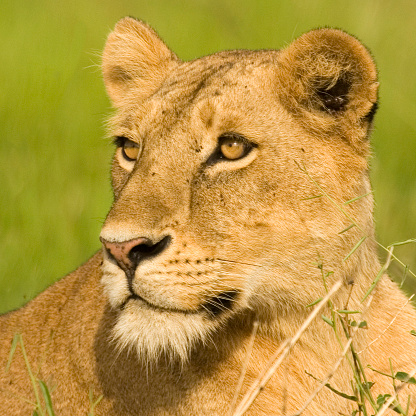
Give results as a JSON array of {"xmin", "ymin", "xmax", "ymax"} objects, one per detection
[
  {"xmin": 289, "ymin": 337, "xmax": 353, "ymax": 416},
  {"xmin": 232, "ymin": 280, "xmax": 342, "ymax": 416},
  {"xmin": 228, "ymin": 321, "xmax": 259, "ymax": 416},
  {"xmin": 357, "ymin": 294, "xmax": 415, "ymax": 355},
  {"xmin": 289, "ymin": 294, "xmax": 374, "ymax": 415}
]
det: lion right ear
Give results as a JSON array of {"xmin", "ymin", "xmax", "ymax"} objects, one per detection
[
  {"xmin": 277, "ymin": 28, "xmax": 379, "ymax": 153},
  {"xmin": 102, "ymin": 17, "xmax": 179, "ymax": 107}
]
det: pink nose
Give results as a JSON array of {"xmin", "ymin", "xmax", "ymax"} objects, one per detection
[
  {"xmin": 100, "ymin": 237, "xmax": 149, "ymax": 272},
  {"xmin": 100, "ymin": 236, "xmax": 171, "ymax": 275}
]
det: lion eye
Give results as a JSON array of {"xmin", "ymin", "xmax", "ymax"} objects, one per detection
[
  {"xmin": 206, "ymin": 133, "xmax": 255, "ymax": 166},
  {"xmin": 218, "ymin": 134, "xmax": 254, "ymax": 161},
  {"xmin": 220, "ymin": 138, "xmax": 246, "ymax": 160},
  {"xmin": 122, "ymin": 143, "xmax": 140, "ymax": 161},
  {"xmin": 114, "ymin": 136, "xmax": 140, "ymax": 162}
]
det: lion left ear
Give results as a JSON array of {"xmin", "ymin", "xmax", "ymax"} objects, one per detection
[
  {"xmin": 277, "ymin": 28, "xmax": 379, "ymax": 152},
  {"xmin": 102, "ymin": 17, "xmax": 179, "ymax": 107}
]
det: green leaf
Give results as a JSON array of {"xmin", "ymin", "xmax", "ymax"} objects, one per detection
[
  {"xmin": 395, "ymin": 372, "xmax": 416, "ymax": 384},
  {"xmin": 362, "ymin": 381, "xmax": 375, "ymax": 390},
  {"xmin": 376, "ymin": 394, "xmax": 405, "ymax": 413},
  {"xmin": 321, "ymin": 315, "xmax": 334, "ymax": 327},
  {"xmin": 39, "ymin": 380, "xmax": 56, "ymax": 416},
  {"xmin": 349, "ymin": 320, "xmax": 367, "ymax": 329},
  {"xmin": 306, "ymin": 298, "xmax": 322, "ymax": 308},
  {"xmin": 410, "ymin": 330, "xmax": 416, "ymax": 337},
  {"xmin": 377, "ymin": 393, "xmax": 391, "ymax": 406}
]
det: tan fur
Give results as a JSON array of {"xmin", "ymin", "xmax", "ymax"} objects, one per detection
[{"xmin": 1, "ymin": 17, "xmax": 415, "ymax": 415}]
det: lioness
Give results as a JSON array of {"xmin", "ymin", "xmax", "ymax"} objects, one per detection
[{"xmin": 1, "ymin": 17, "xmax": 415, "ymax": 415}]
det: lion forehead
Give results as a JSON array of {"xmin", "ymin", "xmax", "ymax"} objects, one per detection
[
  {"xmin": 111, "ymin": 52, "xmax": 281, "ymax": 145},
  {"xmin": 150, "ymin": 51, "xmax": 278, "ymax": 109}
]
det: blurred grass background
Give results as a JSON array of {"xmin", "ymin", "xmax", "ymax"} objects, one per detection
[{"xmin": 1, "ymin": 0, "xmax": 415, "ymax": 314}]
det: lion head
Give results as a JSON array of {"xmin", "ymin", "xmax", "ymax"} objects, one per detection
[{"xmin": 99, "ymin": 17, "xmax": 378, "ymax": 362}]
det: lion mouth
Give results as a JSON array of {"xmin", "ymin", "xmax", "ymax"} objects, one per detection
[
  {"xmin": 121, "ymin": 293, "xmax": 197, "ymax": 315},
  {"xmin": 121, "ymin": 290, "xmax": 239, "ymax": 318}
]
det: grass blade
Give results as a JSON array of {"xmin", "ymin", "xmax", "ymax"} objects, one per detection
[
  {"xmin": 305, "ymin": 371, "xmax": 358, "ymax": 402},
  {"xmin": 388, "ymin": 238, "xmax": 416, "ymax": 247},
  {"xmin": 321, "ymin": 314, "xmax": 334, "ymax": 327},
  {"xmin": 39, "ymin": 381, "xmax": 56, "ymax": 416},
  {"xmin": 88, "ymin": 388, "xmax": 103, "ymax": 416},
  {"xmin": 306, "ymin": 297, "xmax": 322, "ymax": 308},
  {"xmin": 17, "ymin": 334, "xmax": 44, "ymax": 416},
  {"xmin": 343, "ymin": 192, "xmax": 372, "ymax": 205},
  {"xmin": 362, "ymin": 267, "xmax": 385, "ymax": 302},
  {"xmin": 343, "ymin": 237, "xmax": 366, "ymax": 262},
  {"xmin": 6, "ymin": 333, "xmax": 20, "ymax": 371},
  {"xmin": 337, "ymin": 310, "xmax": 361, "ymax": 315},
  {"xmin": 338, "ymin": 224, "xmax": 356, "ymax": 234}
]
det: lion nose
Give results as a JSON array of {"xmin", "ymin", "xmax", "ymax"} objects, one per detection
[{"xmin": 100, "ymin": 236, "xmax": 171, "ymax": 275}]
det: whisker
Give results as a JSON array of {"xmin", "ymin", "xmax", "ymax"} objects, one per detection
[
  {"xmin": 201, "ymin": 301, "xmax": 233, "ymax": 315},
  {"xmin": 202, "ymin": 291, "xmax": 239, "ymax": 315},
  {"xmin": 216, "ymin": 258, "xmax": 263, "ymax": 267},
  {"xmin": 171, "ymin": 275, "xmax": 233, "ymax": 286}
]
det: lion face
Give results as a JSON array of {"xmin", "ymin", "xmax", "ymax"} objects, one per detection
[{"xmin": 99, "ymin": 18, "xmax": 378, "ymax": 361}]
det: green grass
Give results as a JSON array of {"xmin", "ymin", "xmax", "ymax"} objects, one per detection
[
  {"xmin": 1, "ymin": 0, "xmax": 415, "ymax": 314},
  {"xmin": 7, "ymin": 333, "xmax": 103, "ymax": 415}
]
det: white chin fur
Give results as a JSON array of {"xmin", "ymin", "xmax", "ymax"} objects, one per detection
[
  {"xmin": 112, "ymin": 300, "xmax": 217, "ymax": 363},
  {"xmin": 101, "ymin": 255, "xmax": 226, "ymax": 362}
]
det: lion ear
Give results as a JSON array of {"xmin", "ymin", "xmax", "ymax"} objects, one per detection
[
  {"xmin": 277, "ymin": 29, "xmax": 379, "ymax": 151},
  {"xmin": 102, "ymin": 17, "xmax": 179, "ymax": 107}
]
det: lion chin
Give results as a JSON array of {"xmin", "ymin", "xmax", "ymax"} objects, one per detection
[
  {"xmin": 112, "ymin": 301, "xmax": 216, "ymax": 363},
  {"xmin": 101, "ymin": 258, "xmax": 230, "ymax": 363}
]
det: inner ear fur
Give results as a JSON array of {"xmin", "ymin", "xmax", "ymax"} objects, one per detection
[
  {"xmin": 102, "ymin": 17, "xmax": 179, "ymax": 107},
  {"xmin": 277, "ymin": 28, "xmax": 379, "ymax": 152}
]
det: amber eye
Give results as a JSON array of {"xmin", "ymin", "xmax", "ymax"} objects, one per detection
[
  {"xmin": 205, "ymin": 133, "xmax": 255, "ymax": 166},
  {"xmin": 122, "ymin": 142, "xmax": 140, "ymax": 161},
  {"xmin": 220, "ymin": 138, "xmax": 246, "ymax": 160},
  {"xmin": 218, "ymin": 134, "xmax": 254, "ymax": 161},
  {"xmin": 114, "ymin": 136, "xmax": 140, "ymax": 162}
]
